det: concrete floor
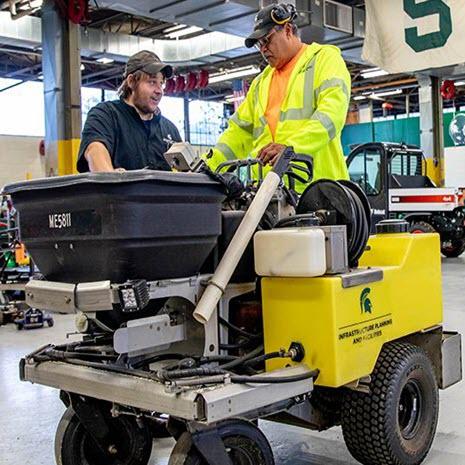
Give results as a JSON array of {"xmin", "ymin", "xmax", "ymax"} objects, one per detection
[{"xmin": 1, "ymin": 257, "xmax": 464, "ymax": 465}]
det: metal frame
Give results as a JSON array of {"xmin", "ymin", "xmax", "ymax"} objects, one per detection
[{"xmin": 20, "ymin": 358, "xmax": 314, "ymax": 425}]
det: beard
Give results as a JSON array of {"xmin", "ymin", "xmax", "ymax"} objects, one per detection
[{"xmin": 133, "ymin": 96, "xmax": 157, "ymax": 116}]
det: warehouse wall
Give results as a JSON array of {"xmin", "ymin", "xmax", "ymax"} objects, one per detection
[
  {"xmin": 0, "ymin": 135, "xmax": 45, "ymax": 189},
  {"xmin": 341, "ymin": 112, "xmax": 460, "ymax": 156}
]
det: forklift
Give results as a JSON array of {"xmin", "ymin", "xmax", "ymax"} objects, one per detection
[{"xmin": 346, "ymin": 142, "xmax": 465, "ymax": 257}]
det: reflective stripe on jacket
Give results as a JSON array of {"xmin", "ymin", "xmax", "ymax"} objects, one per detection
[{"xmin": 208, "ymin": 42, "xmax": 350, "ymax": 192}]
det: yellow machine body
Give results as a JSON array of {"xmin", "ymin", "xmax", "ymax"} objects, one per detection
[{"xmin": 261, "ymin": 233, "xmax": 443, "ymax": 387}]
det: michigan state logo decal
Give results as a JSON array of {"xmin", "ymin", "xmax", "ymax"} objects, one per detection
[{"xmin": 360, "ymin": 288, "xmax": 373, "ymax": 314}]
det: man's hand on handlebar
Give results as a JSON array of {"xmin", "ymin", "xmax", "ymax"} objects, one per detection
[{"xmin": 257, "ymin": 143, "xmax": 287, "ymax": 166}]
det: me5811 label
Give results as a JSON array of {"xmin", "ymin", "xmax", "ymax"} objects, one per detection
[{"xmin": 49, "ymin": 212, "xmax": 72, "ymax": 229}]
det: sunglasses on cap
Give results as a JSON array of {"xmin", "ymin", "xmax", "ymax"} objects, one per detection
[{"xmin": 254, "ymin": 27, "xmax": 280, "ymax": 50}]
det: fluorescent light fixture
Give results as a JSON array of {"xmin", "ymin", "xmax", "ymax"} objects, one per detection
[
  {"xmin": 362, "ymin": 68, "xmax": 389, "ymax": 79},
  {"xmin": 225, "ymin": 94, "xmax": 244, "ymax": 103},
  {"xmin": 353, "ymin": 95, "xmax": 367, "ymax": 101},
  {"xmin": 369, "ymin": 89, "xmax": 403, "ymax": 99},
  {"xmin": 164, "ymin": 24, "xmax": 187, "ymax": 33},
  {"xmin": 166, "ymin": 26, "xmax": 203, "ymax": 39},
  {"xmin": 96, "ymin": 57, "xmax": 114, "ymax": 64},
  {"xmin": 455, "ymin": 81, "xmax": 465, "ymax": 86},
  {"xmin": 210, "ymin": 66, "xmax": 260, "ymax": 84}
]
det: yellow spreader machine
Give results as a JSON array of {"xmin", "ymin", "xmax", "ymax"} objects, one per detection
[{"xmin": 6, "ymin": 146, "xmax": 461, "ymax": 465}]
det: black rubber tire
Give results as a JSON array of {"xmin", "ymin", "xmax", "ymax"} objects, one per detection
[
  {"xmin": 309, "ymin": 386, "xmax": 343, "ymax": 424},
  {"xmin": 55, "ymin": 407, "xmax": 153, "ymax": 465},
  {"xmin": 47, "ymin": 318, "xmax": 54, "ymax": 327},
  {"xmin": 168, "ymin": 419, "xmax": 274, "ymax": 465},
  {"xmin": 341, "ymin": 342, "xmax": 439, "ymax": 465},
  {"xmin": 409, "ymin": 221, "xmax": 436, "ymax": 234},
  {"xmin": 441, "ymin": 239, "xmax": 465, "ymax": 258}
]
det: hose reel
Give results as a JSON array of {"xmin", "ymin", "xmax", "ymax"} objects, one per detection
[{"xmin": 283, "ymin": 179, "xmax": 371, "ymax": 267}]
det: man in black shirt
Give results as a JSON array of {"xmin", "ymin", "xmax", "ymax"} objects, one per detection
[{"xmin": 77, "ymin": 50, "xmax": 182, "ymax": 172}]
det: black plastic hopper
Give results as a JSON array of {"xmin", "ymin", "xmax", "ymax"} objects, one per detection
[{"xmin": 4, "ymin": 170, "xmax": 226, "ymax": 283}]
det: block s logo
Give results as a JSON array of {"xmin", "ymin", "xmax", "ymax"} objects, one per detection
[{"xmin": 404, "ymin": 0, "xmax": 452, "ymax": 52}]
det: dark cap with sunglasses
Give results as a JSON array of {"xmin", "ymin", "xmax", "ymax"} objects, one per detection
[
  {"xmin": 245, "ymin": 3, "xmax": 297, "ymax": 48},
  {"xmin": 123, "ymin": 50, "xmax": 173, "ymax": 79}
]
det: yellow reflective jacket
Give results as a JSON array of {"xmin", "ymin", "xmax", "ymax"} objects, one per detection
[{"xmin": 208, "ymin": 42, "xmax": 350, "ymax": 191}]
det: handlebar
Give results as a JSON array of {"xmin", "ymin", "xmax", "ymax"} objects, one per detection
[{"xmin": 215, "ymin": 149, "xmax": 313, "ymax": 188}]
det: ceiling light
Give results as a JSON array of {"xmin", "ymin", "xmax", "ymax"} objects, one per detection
[
  {"xmin": 362, "ymin": 68, "xmax": 389, "ymax": 79},
  {"xmin": 80, "ymin": 64, "xmax": 85, "ymax": 71},
  {"xmin": 166, "ymin": 26, "xmax": 203, "ymax": 39},
  {"xmin": 353, "ymin": 95, "xmax": 367, "ymax": 101},
  {"xmin": 225, "ymin": 94, "xmax": 244, "ymax": 103},
  {"xmin": 209, "ymin": 66, "xmax": 260, "ymax": 84},
  {"xmin": 455, "ymin": 81, "xmax": 465, "ymax": 86},
  {"xmin": 164, "ymin": 24, "xmax": 188, "ymax": 33},
  {"xmin": 369, "ymin": 89, "xmax": 403, "ymax": 99},
  {"xmin": 96, "ymin": 57, "xmax": 114, "ymax": 64}
]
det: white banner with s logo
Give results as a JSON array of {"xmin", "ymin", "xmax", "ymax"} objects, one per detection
[{"xmin": 362, "ymin": 0, "xmax": 465, "ymax": 74}]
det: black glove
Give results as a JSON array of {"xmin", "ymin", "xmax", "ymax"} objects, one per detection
[{"xmin": 201, "ymin": 167, "xmax": 244, "ymax": 200}]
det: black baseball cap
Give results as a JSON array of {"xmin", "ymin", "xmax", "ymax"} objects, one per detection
[
  {"xmin": 123, "ymin": 50, "xmax": 173, "ymax": 79},
  {"xmin": 245, "ymin": 4, "xmax": 285, "ymax": 48}
]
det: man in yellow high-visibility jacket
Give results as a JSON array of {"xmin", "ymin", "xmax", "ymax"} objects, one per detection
[{"xmin": 208, "ymin": 3, "xmax": 350, "ymax": 191}]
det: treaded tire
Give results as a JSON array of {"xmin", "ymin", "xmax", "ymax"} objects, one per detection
[
  {"xmin": 55, "ymin": 407, "xmax": 153, "ymax": 465},
  {"xmin": 310, "ymin": 386, "xmax": 343, "ymax": 425},
  {"xmin": 168, "ymin": 419, "xmax": 274, "ymax": 465},
  {"xmin": 409, "ymin": 221, "xmax": 436, "ymax": 234},
  {"xmin": 341, "ymin": 342, "xmax": 439, "ymax": 465}
]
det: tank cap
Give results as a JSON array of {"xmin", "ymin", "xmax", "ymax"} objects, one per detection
[{"xmin": 375, "ymin": 219, "xmax": 409, "ymax": 234}]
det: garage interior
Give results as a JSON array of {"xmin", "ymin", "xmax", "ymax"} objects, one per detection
[{"xmin": 0, "ymin": 1, "xmax": 464, "ymax": 465}]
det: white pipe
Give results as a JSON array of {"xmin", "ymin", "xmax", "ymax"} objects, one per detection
[{"xmin": 193, "ymin": 171, "xmax": 281, "ymax": 324}]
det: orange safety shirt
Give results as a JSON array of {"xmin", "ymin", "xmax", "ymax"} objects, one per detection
[{"xmin": 265, "ymin": 44, "xmax": 308, "ymax": 139}]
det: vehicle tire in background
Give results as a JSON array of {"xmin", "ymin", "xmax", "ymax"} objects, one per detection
[
  {"xmin": 441, "ymin": 239, "xmax": 465, "ymax": 258},
  {"xmin": 409, "ymin": 221, "xmax": 436, "ymax": 234},
  {"xmin": 341, "ymin": 342, "xmax": 439, "ymax": 465}
]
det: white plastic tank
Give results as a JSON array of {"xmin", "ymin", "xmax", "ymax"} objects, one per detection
[{"xmin": 254, "ymin": 227, "xmax": 326, "ymax": 277}]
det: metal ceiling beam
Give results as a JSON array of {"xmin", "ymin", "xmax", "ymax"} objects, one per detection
[
  {"xmin": 5, "ymin": 61, "xmax": 41, "ymax": 78},
  {"xmin": 0, "ymin": 11, "xmax": 247, "ymax": 66},
  {"xmin": 88, "ymin": 11, "xmax": 127, "ymax": 28}
]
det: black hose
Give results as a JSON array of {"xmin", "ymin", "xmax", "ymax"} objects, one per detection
[
  {"xmin": 158, "ymin": 366, "xmax": 228, "ymax": 382},
  {"xmin": 219, "ymin": 341, "xmax": 255, "ymax": 351},
  {"xmin": 198, "ymin": 355, "xmax": 238, "ymax": 364},
  {"xmin": 230, "ymin": 369, "xmax": 319, "ymax": 384},
  {"xmin": 219, "ymin": 317, "xmax": 262, "ymax": 340},
  {"xmin": 219, "ymin": 345, "xmax": 264, "ymax": 370},
  {"xmin": 157, "ymin": 346, "xmax": 267, "ymax": 381},
  {"xmin": 172, "ymin": 369, "xmax": 320, "ymax": 387},
  {"xmin": 32, "ymin": 344, "xmax": 319, "ymax": 388},
  {"xmin": 243, "ymin": 351, "xmax": 284, "ymax": 367},
  {"xmin": 43, "ymin": 348, "xmax": 117, "ymax": 361},
  {"xmin": 33, "ymin": 351, "xmax": 160, "ymax": 381}
]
